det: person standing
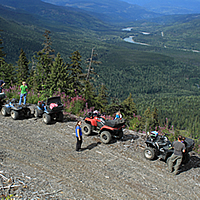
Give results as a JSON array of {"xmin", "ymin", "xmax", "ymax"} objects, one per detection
[
  {"xmin": 0, "ymin": 80, "xmax": 5, "ymax": 93},
  {"xmin": 75, "ymin": 120, "xmax": 83, "ymax": 152},
  {"xmin": 19, "ymin": 81, "xmax": 28, "ymax": 105},
  {"xmin": 168, "ymin": 135, "xmax": 186, "ymax": 175}
]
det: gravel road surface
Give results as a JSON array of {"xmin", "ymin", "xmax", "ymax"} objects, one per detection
[{"xmin": 0, "ymin": 111, "xmax": 199, "ymax": 199}]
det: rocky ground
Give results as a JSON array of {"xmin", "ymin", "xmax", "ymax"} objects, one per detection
[{"xmin": 0, "ymin": 107, "xmax": 200, "ymax": 199}]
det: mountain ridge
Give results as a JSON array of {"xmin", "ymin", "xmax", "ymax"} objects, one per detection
[
  {"xmin": 122, "ymin": 0, "xmax": 200, "ymax": 15},
  {"xmin": 0, "ymin": 0, "xmax": 109, "ymax": 29},
  {"xmin": 41, "ymin": 0, "xmax": 162, "ymax": 23}
]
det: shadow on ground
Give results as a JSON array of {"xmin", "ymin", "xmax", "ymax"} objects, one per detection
[
  {"xmin": 81, "ymin": 142, "xmax": 101, "ymax": 151},
  {"xmin": 180, "ymin": 155, "xmax": 200, "ymax": 174}
]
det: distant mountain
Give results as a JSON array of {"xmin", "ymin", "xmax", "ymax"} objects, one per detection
[
  {"xmin": 41, "ymin": 0, "xmax": 162, "ymax": 23},
  {"xmin": 0, "ymin": 0, "xmax": 113, "ymax": 63},
  {"xmin": 0, "ymin": 0, "xmax": 109, "ymax": 29},
  {"xmin": 122, "ymin": 0, "xmax": 200, "ymax": 15}
]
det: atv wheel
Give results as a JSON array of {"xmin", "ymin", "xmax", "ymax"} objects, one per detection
[
  {"xmin": 11, "ymin": 110, "xmax": 19, "ymax": 120},
  {"xmin": 26, "ymin": 108, "xmax": 31, "ymax": 118},
  {"xmin": 43, "ymin": 113, "xmax": 51, "ymax": 124},
  {"xmin": 34, "ymin": 108, "xmax": 39, "ymax": 118},
  {"xmin": 144, "ymin": 147, "xmax": 156, "ymax": 160},
  {"xmin": 57, "ymin": 112, "xmax": 63, "ymax": 122},
  {"xmin": 82, "ymin": 123, "xmax": 92, "ymax": 136},
  {"xmin": 118, "ymin": 129, "xmax": 124, "ymax": 139},
  {"xmin": 100, "ymin": 131, "xmax": 112, "ymax": 144},
  {"xmin": 1, "ymin": 107, "xmax": 7, "ymax": 116}
]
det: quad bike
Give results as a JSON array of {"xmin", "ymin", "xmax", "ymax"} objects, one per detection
[
  {"xmin": 1, "ymin": 98, "xmax": 31, "ymax": 120},
  {"xmin": 34, "ymin": 96, "xmax": 64, "ymax": 124},
  {"xmin": 143, "ymin": 131, "xmax": 194, "ymax": 164},
  {"xmin": 82, "ymin": 112, "xmax": 125, "ymax": 144},
  {"xmin": 0, "ymin": 92, "xmax": 6, "ymax": 109}
]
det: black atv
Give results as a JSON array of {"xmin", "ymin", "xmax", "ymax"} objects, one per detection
[
  {"xmin": 0, "ymin": 92, "xmax": 6, "ymax": 109},
  {"xmin": 1, "ymin": 98, "xmax": 31, "ymax": 120},
  {"xmin": 34, "ymin": 96, "xmax": 64, "ymax": 124},
  {"xmin": 143, "ymin": 131, "xmax": 194, "ymax": 164}
]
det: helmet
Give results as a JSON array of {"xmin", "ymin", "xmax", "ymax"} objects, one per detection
[{"xmin": 150, "ymin": 131, "xmax": 158, "ymax": 137}]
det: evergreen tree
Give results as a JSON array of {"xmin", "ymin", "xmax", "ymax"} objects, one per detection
[
  {"xmin": 0, "ymin": 30, "xmax": 6, "ymax": 65},
  {"xmin": 143, "ymin": 107, "xmax": 151, "ymax": 133},
  {"xmin": 84, "ymin": 81, "xmax": 96, "ymax": 108},
  {"xmin": 27, "ymin": 60, "xmax": 37, "ymax": 91},
  {"xmin": 0, "ymin": 61, "xmax": 15, "ymax": 85},
  {"xmin": 17, "ymin": 49, "xmax": 29, "ymax": 84},
  {"xmin": 47, "ymin": 53, "xmax": 69, "ymax": 95},
  {"xmin": 121, "ymin": 93, "xmax": 137, "ymax": 119},
  {"xmin": 95, "ymin": 83, "xmax": 109, "ymax": 112},
  {"xmin": 42, "ymin": 30, "xmax": 55, "ymax": 59},
  {"xmin": 33, "ymin": 30, "xmax": 55, "ymax": 93},
  {"xmin": 150, "ymin": 107, "xmax": 159, "ymax": 131},
  {"xmin": 68, "ymin": 51, "xmax": 84, "ymax": 96},
  {"xmin": 105, "ymin": 97, "xmax": 123, "ymax": 117}
]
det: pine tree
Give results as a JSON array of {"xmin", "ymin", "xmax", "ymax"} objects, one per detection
[
  {"xmin": 84, "ymin": 81, "xmax": 96, "ymax": 108},
  {"xmin": 17, "ymin": 49, "xmax": 29, "ymax": 84},
  {"xmin": 0, "ymin": 30, "xmax": 6, "ymax": 65},
  {"xmin": 121, "ymin": 93, "xmax": 137, "ymax": 119},
  {"xmin": 0, "ymin": 61, "xmax": 15, "ymax": 85},
  {"xmin": 33, "ymin": 30, "xmax": 55, "ymax": 93},
  {"xmin": 143, "ymin": 107, "xmax": 151, "ymax": 133},
  {"xmin": 95, "ymin": 83, "xmax": 109, "ymax": 112},
  {"xmin": 150, "ymin": 107, "xmax": 159, "ymax": 131},
  {"xmin": 47, "ymin": 53, "xmax": 69, "ymax": 95},
  {"xmin": 105, "ymin": 97, "xmax": 123, "ymax": 117},
  {"xmin": 68, "ymin": 51, "xmax": 84, "ymax": 96}
]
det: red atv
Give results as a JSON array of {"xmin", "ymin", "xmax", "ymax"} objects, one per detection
[{"xmin": 82, "ymin": 112, "xmax": 125, "ymax": 144}]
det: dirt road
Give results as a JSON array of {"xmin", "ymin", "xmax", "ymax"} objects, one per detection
[{"xmin": 0, "ymin": 113, "xmax": 200, "ymax": 199}]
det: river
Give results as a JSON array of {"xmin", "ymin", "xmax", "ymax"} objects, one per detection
[{"xmin": 123, "ymin": 36, "xmax": 149, "ymax": 46}]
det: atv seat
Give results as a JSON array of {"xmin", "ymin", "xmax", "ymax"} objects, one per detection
[
  {"xmin": 104, "ymin": 119, "xmax": 125, "ymax": 128},
  {"xmin": 46, "ymin": 96, "xmax": 63, "ymax": 112}
]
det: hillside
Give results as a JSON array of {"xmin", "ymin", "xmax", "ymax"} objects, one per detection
[
  {"xmin": 0, "ymin": 0, "xmax": 108, "ymax": 29},
  {"xmin": 0, "ymin": 113, "xmax": 200, "ymax": 199},
  {"xmin": 42, "ymin": 0, "xmax": 162, "ymax": 23},
  {"xmin": 123, "ymin": 0, "xmax": 200, "ymax": 15},
  {"xmin": 122, "ymin": 14, "xmax": 200, "ymax": 58}
]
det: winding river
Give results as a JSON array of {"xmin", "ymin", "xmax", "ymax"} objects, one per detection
[{"xmin": 123, "ymin": 36, "xmax": 149, "ymax": 46}]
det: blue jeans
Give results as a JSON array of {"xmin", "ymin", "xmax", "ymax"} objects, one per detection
[
  {"xmin": 0, "ymin": 87, "xmax": 2, "ymax": 93},
  {"xmin": 19, "ymin": 93, "xmax": 27, "ymax": 105}
]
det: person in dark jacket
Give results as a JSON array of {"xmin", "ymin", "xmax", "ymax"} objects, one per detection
[
  {"xmin": 75, "ymin": 120, "xmax": 83, "ymax": 152},
  {"xmin": 168, "ymin": 135, "xmax": 186, "ymax": 175}
]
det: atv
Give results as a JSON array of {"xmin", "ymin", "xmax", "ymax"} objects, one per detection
[
  {"xmin": 143, "ymin": 131, "xmax": 194, "ymax": 164},
  {"xmin": 1, "ymin": 98, "xmax": 31, "ymax": 120},
  {"xmin": 82, "ymin": 112, "xmax": 125, "ymax": 144},
  {"xmin": 34, "ymin": 96, "xmax": 64, "ymax": 124},
  {"xmin": 0, "ymin": 92, "xmax": 6, "ymax": 109}
]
